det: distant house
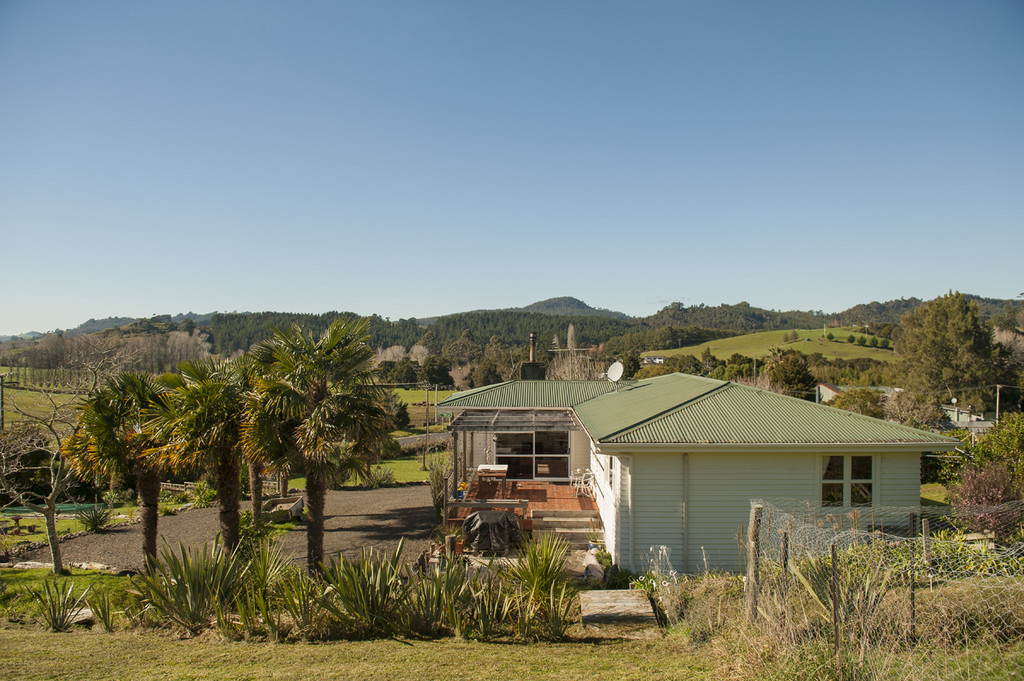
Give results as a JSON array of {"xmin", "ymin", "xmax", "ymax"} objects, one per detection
[
  {"xmin": 440, "ymin": 373, "xmax": 957, "ymax": 573},
  {"xmin": 641, "ymin": 356, "xmax": 666, "ymax": 365},
  {"xmin": 817, "ymin": 382, "xmax": 844, "ymax": 403}
]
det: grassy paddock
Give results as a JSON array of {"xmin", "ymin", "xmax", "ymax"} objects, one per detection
[
  {"xmin": 0, "ymin": 627, "xmax": 712, "ymax": 681},
  {"xmin": 1, "ymin": 386, "xmax": 80, "ymax": 425},
  {"xmin": 643, "ymin": 327, "xmax": 895, "ymax": 363}
]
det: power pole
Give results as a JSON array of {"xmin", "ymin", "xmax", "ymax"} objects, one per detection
[{"xmin": 0, "ymin": 373, "xmax": 6, "ymax": 430}]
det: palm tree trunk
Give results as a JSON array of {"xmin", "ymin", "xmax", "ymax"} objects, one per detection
[
  {"xmin": 248, "ymin": 460, "xmax": 263, "ymax": 522},
  {"xmin": 278, "ymin": 465, "xmax": 288, "ymax": 496},
  {"xmin": 137, "ymin": 466, "xmax": 161, "ymax": 574},
  {"xmin": 218, "ymin": 452, "xmax": 241, "ymax": 551},
  {"xmin": 306, "ymin": 469, "xmax": 327, "ymax": 572}
]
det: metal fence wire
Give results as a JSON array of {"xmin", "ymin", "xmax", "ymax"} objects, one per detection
[{"xmin": 745, "ymin": 498, "xmax": 1024, "ymax": 676}]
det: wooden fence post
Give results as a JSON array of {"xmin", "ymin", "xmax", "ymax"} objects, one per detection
[
  {"xmin": 831, "ymin": 543, "xmax": 841, "ymax": 672},
  {"xmin": 910, "ymin": 538, "xmax": 917, "ymax": 644},
  {"xmin": 780, "ymin": 530, "xmax": 789, "ymax": 630},
  {"xmin": 922, "ymin": 517, "xmax": 932, "ymax": 568},
  {"xmin": 745, "ymin": 504, "xmax": 764, "ymax": 623}
]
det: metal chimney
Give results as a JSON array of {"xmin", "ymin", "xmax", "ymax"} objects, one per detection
[{"xmin": 521, "ymin": 331, "xmax": 546, "ymax": 380}]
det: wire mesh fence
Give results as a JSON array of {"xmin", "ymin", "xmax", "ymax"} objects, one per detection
[{"xmin": 744, "ymin": 498, "xmax": 1024, "ymax": 678}]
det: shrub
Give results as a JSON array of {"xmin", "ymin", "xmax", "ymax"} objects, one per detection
[
  {"xmin": 378, "ymin": 437, "xmax": 403, "ymax": 461},
  {"xmin": 237, "ymin": 511, "xmax": 275, "ymax": 559},
  {"xmin": 189, "ymin": 480, "xmax": 216, "ymax": 508},
  {"xmin": 0, "ymin": 533, "xmax": 20, "ymax": 561},
  {"xmin": 468, "ymin": 573, "xmax": 512, "ymax": 640},
  {"xmin": 949, "ymin": 463, "xmax": 1023, "ymax": 541},
  {"xmin": 404, "ymin": 560, "xmax": 471, "ymax": 638},
  {"xmin": 505, "ymin": 535, "xmax": 577, "ymax": 640},
  {"xmin": 279, "ymin": 570, "xmax": 329, "ymax": 639},
  {"xmin": 27, "ymin": 580, "xmax": 91, "ymax": 632},
  {"xmin": 361, "ymin": 466, "xmax": 398, "ymax": 489},
  {"xmin": 131, "ymin": 540, "xmax": 247, "ymax": 636},
  {"xmin": 88, "ymin": 592, "xmax": 117, "ymax": 633},
  {"xmin": 320, "ymin": 538, "xmax": 408, "ymax": 637},
  {"xmin": 428, "ymin": 457, "xmax": 452, "ymax": 520},
  {"xmin": 245, "ymin": 537, "xmax": 289, "ymax": 595},
  {"xmin": 76, "ymin": 505, "xmax": 112, "ymax": 533}
]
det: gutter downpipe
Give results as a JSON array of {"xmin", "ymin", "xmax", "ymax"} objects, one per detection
[{"xmin": 624, "ymin": 453, "xmax": 634, "ymax": 571}]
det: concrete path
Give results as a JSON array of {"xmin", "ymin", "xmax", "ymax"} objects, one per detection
[{"xmin": 580, "ymin": 589, "xmax": 661, "ymax": 639}]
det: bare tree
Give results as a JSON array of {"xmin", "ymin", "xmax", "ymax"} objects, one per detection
[
  {"xmin": 0, "ymin": 392, "xmax": 79, "ymax": 574},
  {"xmin": 407, "ymin": 344, "xmax": 431, "ymax": 365},
  {"xmin": 64, "ymin": 333, "xmax": 142, "ymax": 393},
  {"xmin": 375, "ymin": 345, "xmax": 406, "ymax": 364},
  {"xmin": 546, "ymin": 348, "xmax": 602, "ymax": 380}
]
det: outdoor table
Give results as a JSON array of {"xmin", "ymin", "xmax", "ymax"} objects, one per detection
[{"xmin": 476, "ymin": 464, "xmax": 509, "ymax": 496}]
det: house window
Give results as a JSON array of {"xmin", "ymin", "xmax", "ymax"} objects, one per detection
[
  {"xmin": 494, "ymin": 431, "xmax": 570, "ymax": 480},
  {"xmin": 821, "ymin": 455, "xmax": 873, "ymax": 506}
]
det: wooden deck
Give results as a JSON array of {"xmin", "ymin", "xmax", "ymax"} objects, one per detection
[
  {"xmin": 467, "ymin": 480, "xmax": 597, "ymax": 512},
  {"xmin": 447, "ymin": 480, "xmax": 598, "ymax": 526}
]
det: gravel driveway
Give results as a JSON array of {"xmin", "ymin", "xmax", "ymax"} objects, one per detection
[{"xmin": 18, "ymin": 485, "xmax": 436, "ymax": 571}]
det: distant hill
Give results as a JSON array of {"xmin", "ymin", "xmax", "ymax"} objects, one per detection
[
  {"xmin": 60, "ymin": 317, "xmax": 141, "ymax": 335},
  {"xmin": 56, "ymin": 312, "xmax": 217, "ymax": 336},
  {"xmin": 642, "ymin": 327, "xmax": 896, "ymax": 363},
  {"xmin": 521, "ymin": 297, "xmax": 629, "ymax": 320}
]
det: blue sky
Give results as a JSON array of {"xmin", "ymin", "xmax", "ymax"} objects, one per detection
[{"xmin": 1, "ymin": 1, "xmax": 1021, "ymax": 335}]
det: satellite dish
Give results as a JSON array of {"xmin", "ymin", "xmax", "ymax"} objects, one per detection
[{"xmin": 606, "ymin": 361, "xmax": 624, "ymax": 382}]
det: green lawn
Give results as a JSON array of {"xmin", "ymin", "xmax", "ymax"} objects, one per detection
[
  {"xmin": 642, "ymin": 327, "xmax": 895, "ymax": 363},
  {"xmin": 288, "ymin": 451, "xmax": 435, "ymax": 491},
  {"xmin": 1, "ymin": 503, "xmax": 185, "ymax": 545},
  {"xmin": 921, "ymin": 483, "xmax": 950, "ymax": 506},
  {"xmin": 0, "ymin": 626, "xmax": 717, "ymax": 681}
]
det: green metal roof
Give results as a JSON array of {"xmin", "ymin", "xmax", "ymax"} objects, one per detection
[
  {"xmin": 438, "ymin": 380, "xmax": 630, "ymax": 408},
  {"xmin": 441, "ymin": 373, "xmax": 957, "ymax": 448},
  {"xmin": 581, "ymin": 374, "xmax": 955, "ymax": 446}
]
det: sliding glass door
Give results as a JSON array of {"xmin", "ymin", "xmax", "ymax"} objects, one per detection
[{"xmin": 494, "ymin": 431, "xmax": 569, "ymax": 480}]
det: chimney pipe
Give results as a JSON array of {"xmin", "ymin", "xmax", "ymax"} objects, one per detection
[{"xmin": 529, "ymin": 332, "xmax": 536, "ymax": 363}]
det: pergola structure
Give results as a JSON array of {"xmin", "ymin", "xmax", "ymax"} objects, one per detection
[{"xmin": 447, "ymin": 408, "xmax": 582, "ymax": 489}]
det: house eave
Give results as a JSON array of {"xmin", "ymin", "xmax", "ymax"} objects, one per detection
[{"xmin": 594, "ymin": 441, "xmax": 959, "ymax": 454}]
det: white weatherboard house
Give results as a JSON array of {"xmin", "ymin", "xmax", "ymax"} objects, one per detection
[{"xmin": 439, "ymin": 373, "xmax": 957, "ymax": 573}]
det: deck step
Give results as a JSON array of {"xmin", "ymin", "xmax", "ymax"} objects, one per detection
[
  {"xmin": 530, "ymin": 517, "xmax": 598, "ymax": 529},
  {"xmin": 531, "ymin": 509, "xmax": 600, "ymax": 519},
  {"xmin": 533, "ymin": 529, "xmax": 595, "ymax": 549}
]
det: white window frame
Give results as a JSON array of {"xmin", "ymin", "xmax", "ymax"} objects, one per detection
[{"xmin": 821, "ymin": 454, "xmax": 875, "ymax": 507}]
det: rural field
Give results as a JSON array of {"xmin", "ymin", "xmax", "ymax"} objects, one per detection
[{"xmin": 642, "ymin": 327, "xmax": 895, "ymax": 363}]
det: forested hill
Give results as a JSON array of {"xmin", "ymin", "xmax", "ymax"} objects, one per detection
[
  {"xmin": 14, "ymin": 294, "xmax": 1018, "ymax": 357},
  {"xmin": 210, "ymin": 309, "xmax": 635, "ymax": 355},
  {"xmin": 521, "ymin": 297, "xmax": 629, "ymax": 320},
  {"xmin": 644, "ymin": 299, "xmax": 939, "ymax": 331},
  {"xmin": 165, "ymin": 296, "xmax": 1024, "ymax": 355}
]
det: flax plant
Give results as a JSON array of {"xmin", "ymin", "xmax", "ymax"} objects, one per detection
[
  {"xmin": 320, "ymin": 538, "xmax": 408, "ymax": 637},
  {"xmin": 131, "ymin": 540, "xmax": 247, "ymax": 636},
  {"xmin": 27, "ymin": 580, "xmax": 91, "ymax": 632}
]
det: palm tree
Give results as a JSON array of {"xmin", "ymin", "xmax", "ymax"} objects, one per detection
[
  {"xmin": 247, "ymin": 319, "xmax": 392, "ymax": 571},
  {"xmin": 152, "ymin": 358, "xmax": 249, "ymax": 551},
  {"xmin": 64, "ymin": 372, "xmax": 166, "ymax": 571}
]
